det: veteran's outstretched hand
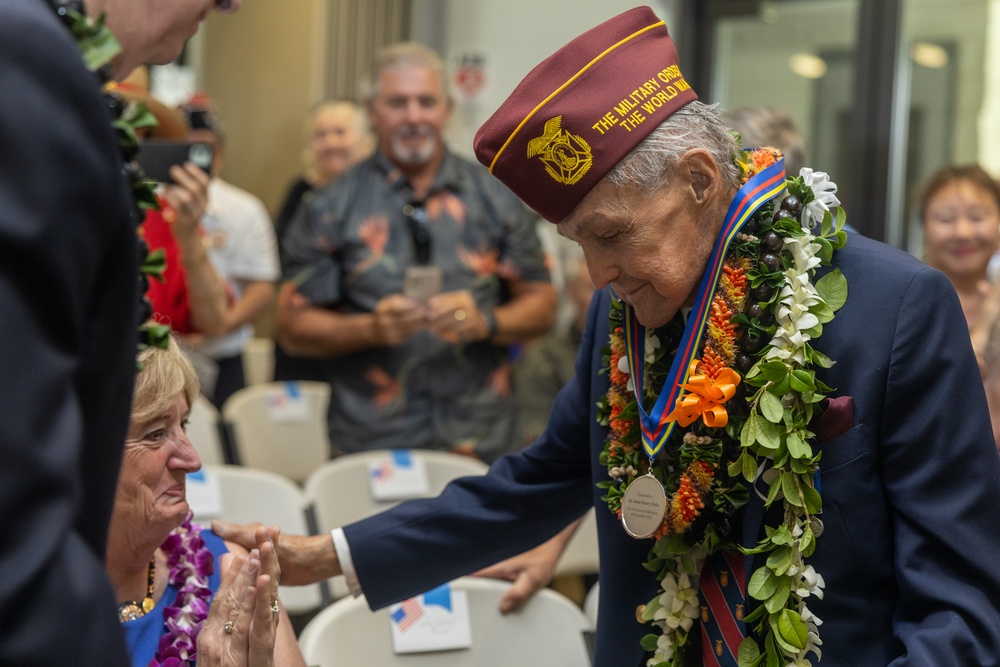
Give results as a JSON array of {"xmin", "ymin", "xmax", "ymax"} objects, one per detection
[{"xmin": 213, "ymin": 520, "xmax": 341, "ymax": 586}]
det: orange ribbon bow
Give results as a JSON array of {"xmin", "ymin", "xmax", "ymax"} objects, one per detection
[{"xmin": 664, "ymin": 361, "xmax": 741, "ymax": 428}]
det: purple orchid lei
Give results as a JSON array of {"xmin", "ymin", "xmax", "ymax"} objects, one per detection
[{"xmin": 149, "ymin": 513, "xmax": 215, "ymax": 667}]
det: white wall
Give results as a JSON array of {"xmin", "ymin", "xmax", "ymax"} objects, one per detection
[
  {"xmin": 411, "ymin": 0, "xmax": 677, "ymax": 160},
  {"xmin": 979, "ymin": 0, "xmax": 1000, "ymax": 174}
]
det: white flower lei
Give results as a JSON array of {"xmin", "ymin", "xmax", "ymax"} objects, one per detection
[{"xmin": 640, "ymin": 167, "xmax": 847, "ymax": 667}]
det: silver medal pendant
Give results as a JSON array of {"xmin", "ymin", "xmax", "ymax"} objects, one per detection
[{"xmin": 620, "ymin": 473, "xmax": 668, "ymax": 539}]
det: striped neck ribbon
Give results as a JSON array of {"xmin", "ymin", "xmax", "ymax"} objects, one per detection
[{"xmin": 623, "ymin": 156, "xmax": 787, "ymax": 461}]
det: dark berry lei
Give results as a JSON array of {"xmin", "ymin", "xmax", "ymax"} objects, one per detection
[
  {"xmin": 49, "ymin": 0, "xmax": 171, "ymax": 356},
  {"xmin": 596, "ymin": 148, "xmax": 849, "ymax": 666},
  {"xmin": 48, "ymin": 6, "xmax": 212, "ymax": 662}
]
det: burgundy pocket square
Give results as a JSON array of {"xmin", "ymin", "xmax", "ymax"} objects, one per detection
[{"xmin": 812, "ymin": 395, "xmax": 855, "ymax": 442}]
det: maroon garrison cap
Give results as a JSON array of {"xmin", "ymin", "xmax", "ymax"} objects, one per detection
[{"xmin": 474, "ymin": 6, "xmax": 697, "ymax": 222}]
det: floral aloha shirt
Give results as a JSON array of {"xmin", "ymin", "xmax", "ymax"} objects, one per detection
[{"xmin": 282, "ymin": 150, "xmax": 551, "ymax": 462}]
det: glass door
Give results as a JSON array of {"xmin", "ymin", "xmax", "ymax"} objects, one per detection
[{"xmin": 711, "ymin": 0, "xmax": 860, "ymax": 215}]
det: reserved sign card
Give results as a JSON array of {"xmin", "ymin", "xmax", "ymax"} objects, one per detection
[
  {"xmin": 389, "ymin": 584, "xmax": 472, "ymax": 654},
  {"xmin": 185, "ymin": 469, "xmax": 224, "ymax": 518},
  {"xmin": 367, "ymin": 450, "xmax": 431, "ymax": 501},
  {"xmin": 265, "ymin": 382, "xmax": 309, "ymax": 423}
]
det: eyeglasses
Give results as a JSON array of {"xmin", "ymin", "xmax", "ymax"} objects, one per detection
[{"xmin": 402, "ymin": 201, "xmax": 431, "ymax": 265}]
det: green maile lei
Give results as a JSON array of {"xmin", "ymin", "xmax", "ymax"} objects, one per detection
[
  {"xmin": 596, "ymin": 153, "xmax": 849, "ymax": 667},
  {"xmin": 52, "ymin": 1, "xmax": 171, "ymax": 358}
]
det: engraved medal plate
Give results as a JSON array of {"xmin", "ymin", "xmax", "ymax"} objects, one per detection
[{"xmin": 620, "ymin": 474, "xmax": 667, "ymax": 539}]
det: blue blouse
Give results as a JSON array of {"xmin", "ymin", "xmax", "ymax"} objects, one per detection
[{"xmin": 121, "ymin": 529, "xmax": 227, "ymax": 667}]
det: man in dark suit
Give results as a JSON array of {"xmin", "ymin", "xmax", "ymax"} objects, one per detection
[
  {"xmin": 0, "ymin": 0, "xmax": 241, "ymax": 664},
  {"xmin": 217, "ymin": 7, "xmax": 1000, "ymax": 666}
]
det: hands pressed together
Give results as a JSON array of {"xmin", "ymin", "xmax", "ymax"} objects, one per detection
[{"xmin": 198, "ymin": 527, "xmax": 285, "ymax": 667}]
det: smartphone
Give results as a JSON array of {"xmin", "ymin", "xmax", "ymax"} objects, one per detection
[
  {"xmin": 135, "ymin": 139, "xmax": 214, "ymax": 183},
  {"xmin": 403, "ymin": 265, "xmax": 443, "ymax": 303},
  {"xmin": 289, "ymin": 265, "xmax": 316, "ymax": 288}
]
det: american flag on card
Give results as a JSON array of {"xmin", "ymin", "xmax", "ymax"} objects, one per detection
[
  {"xmin": 391, "ymin": 597, "xmax": 424, "ymax": 632},
  {"xmin": 371, "ymin": 460, "xmax": 393, "ymax": 481}
]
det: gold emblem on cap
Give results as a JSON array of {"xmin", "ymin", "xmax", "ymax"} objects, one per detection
[{"xmin": 526, "ymin": 116, "xmax": 592, "ymax": 185}]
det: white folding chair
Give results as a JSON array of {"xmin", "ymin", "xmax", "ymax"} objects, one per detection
[
  {"xmin": 553, "ymin": 507, "xmax": 600, "ymax": 577},
  {"xmin": 242, "ymin": 337, "xmax": 274, "ymax": 386},
  {"xmin": 188, "ymin": 464, "xmax": 325, "ymax": 615},
  {"xmin": 297, "ymin": 576, "xmax": 592, "ymax": 667},
  {"xmin": 304, "ymin": 449, "xmax": 489, "ymax": 598},
  {"xmin": 187, "ymin": 393, "xmax": 226, "ymax": 466},
  {"xmin": 304, "ymin": 449, "xmax": 490, "ymax": 529},
  {"xmin": 221, "ymin": 381, "xmax": 331, "ymax": 483}
]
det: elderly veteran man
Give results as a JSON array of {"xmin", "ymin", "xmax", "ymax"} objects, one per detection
[{"xmin": 217, "ymin": 7, "xmax": 1000, "ymax": 666}]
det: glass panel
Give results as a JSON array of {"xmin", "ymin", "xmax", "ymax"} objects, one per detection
[
  {"xmin": 712, "ymin": 0, "xmax": 860, "ymax": 207},
  {"xmin": 897, "ymin": 0, "xmax": 991, "ymax": 256}
]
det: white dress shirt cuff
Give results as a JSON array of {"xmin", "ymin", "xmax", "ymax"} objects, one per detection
[{"xmin": 331, "ymin": 528, "xmax": 363, "ymax": 597}]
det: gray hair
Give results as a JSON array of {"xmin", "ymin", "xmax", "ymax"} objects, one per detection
[
  {"xmin": 361, "ymin": 42, "xmax": 450, "ymax": 101},
  {"xmin": 606, "ymin": 101, "xmax": 740, "ymax": 193}
]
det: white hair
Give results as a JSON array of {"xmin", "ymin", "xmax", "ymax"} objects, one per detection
[{"xmin": 606, "ymin": 101, "xmax": 741, "ymax": 192}]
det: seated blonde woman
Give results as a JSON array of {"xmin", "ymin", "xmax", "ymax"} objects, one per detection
[{"xmin": 106, "ymin": 335, "xmax": 305, "ymax": 666}]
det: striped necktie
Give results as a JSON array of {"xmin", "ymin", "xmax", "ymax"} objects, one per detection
[{"xmin": 698, "ymin": 549, "xmax": 747, "ymax": 666}]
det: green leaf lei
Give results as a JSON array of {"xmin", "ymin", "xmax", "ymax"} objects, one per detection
[
  {"xmin": 597, "ymin": 151, "xmax": 849, "ymax": 667},
  {"xmin": 52, "ymin": 2, "xmax": 170, "ymax": 358}
]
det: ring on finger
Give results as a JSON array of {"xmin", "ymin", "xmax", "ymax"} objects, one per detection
[
  {"xmin": 223, "ymin": 621, "xmax": 235, "ymax": 635},
  {"xmin": 270, "ymin": 599, "xmax": 280, "ymax": 615},
  {"xmin": 454, "ymin": 309, "xmax": 467, "ymax": 322}
]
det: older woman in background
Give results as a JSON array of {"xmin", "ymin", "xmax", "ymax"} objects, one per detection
[
  {"xmin": 107, "ymin": 335, "xmax": 305, "ymax": 666},
  {"xmin": 274, "ymin": 100, "xmax": 372, "ymax": 246},
  {"xmin": 919, "ymin": 164, "xmax": 1000, "ymax": 370}
]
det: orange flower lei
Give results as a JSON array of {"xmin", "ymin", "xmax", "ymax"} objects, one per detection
[
  {"xmin": 600, "ymin": 251, "xmax": 751, "ymax": 540},
  {"xmin": 597, "ymin": 151, "xmax": 773, "ymax": 541}
]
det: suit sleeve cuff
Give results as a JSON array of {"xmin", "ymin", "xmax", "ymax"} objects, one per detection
[{"xmin": 331, "ymin": 527, "xmax": 363, "ymax": 597}]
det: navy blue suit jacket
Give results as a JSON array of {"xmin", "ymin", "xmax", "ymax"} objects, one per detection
[
  {"xmin": 345, "ymin": 233, "xmax": 1000, "ymax": 666},
  {"xmin": 0, "ymin": 1, "xmax": 136, "ymax": 663}
]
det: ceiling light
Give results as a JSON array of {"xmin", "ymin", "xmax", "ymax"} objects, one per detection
[
  {"xmin": 911, "ymin": 42, "xmax": 949, "ymax": 68},
  {"xmin": 789, "ymin": 53, "xmax": 828, "ymax": 79}
]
